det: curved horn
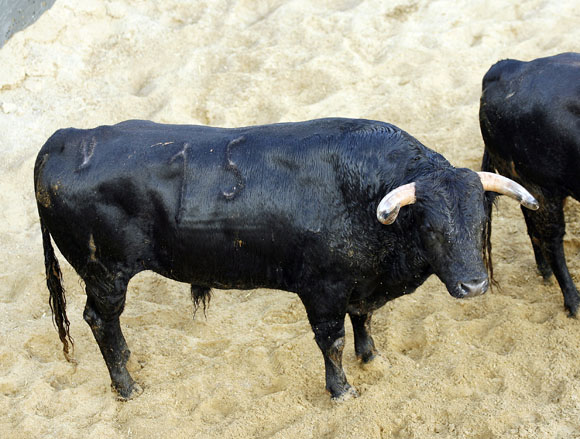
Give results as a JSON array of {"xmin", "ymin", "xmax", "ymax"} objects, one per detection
[
  {"xmin": 478, "ymin": 172, "xmax": 539, "ymax": 210},
  {"xmin": 377, "ymin": 183, "xmax": 416, "ymax": 225}
]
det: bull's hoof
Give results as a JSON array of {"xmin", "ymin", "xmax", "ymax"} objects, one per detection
[
  {"xmin": 566, "ymin": 305, "xmax": 578, "ymax": 319},
  {"xmin": 539, "ymin": 270, "xmax": 553, "ymax": 284},
  {"xmin": 114, "ymin": 382, "xmax": 143, "ymax": 401},
  {"xmin": 330, "ymin": 385, "xmax": 359, "ymax": 402},
  {"xmin": 357, "ymin": 349, "xmax": 377, "ymax": 364},
  {"xmin": 564, "ymin": 294, "xmax": 580, "ymax": 318},
  {"xmin": 537, "ymin": 264, "xmax": 553, "ymax": 281}
]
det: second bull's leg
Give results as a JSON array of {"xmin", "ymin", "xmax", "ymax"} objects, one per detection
[{"xmin": 522, "ymin": 197, "xmax": 580, "ymax": 316}]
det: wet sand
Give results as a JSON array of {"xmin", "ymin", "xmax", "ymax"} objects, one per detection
[{"xmin": 1, "ymin": 0, "xmax": 580, "ymax": 437}]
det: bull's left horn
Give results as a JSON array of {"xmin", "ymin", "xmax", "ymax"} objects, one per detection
[
  {"xmin": 478, "ymin": 172, "xmax": 539, "ymax": 210},
  {"xmin": 377, "ymin": 183, "xmax": 416, "ymax": 225}
]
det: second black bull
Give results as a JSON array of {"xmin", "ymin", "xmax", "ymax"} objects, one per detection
[
  {"xmin": 35, "ymin": 118, "xmax": 538, "ymax": 400},
  {"xmin": 480, "ymin": 52, "xmax": 580, "ymax": 315}
]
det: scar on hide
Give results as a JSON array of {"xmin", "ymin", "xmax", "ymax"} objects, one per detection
[
  {"xmin": 222, "ymin": 136, "xmax": 246, "ymax": 200},
  {"xmin": 170, "ymin": 141, "xmax": 190, "ymax": 164},
  {"xmin": 79, "ymin": 136, "xmax": 97, "ymax": 170},
  {"xmin": 150, "ymin": 141, "xmax": 175, "ymax": 148},
  {"xmin": 88, "ymin": 234, "xmax": 97, "ymax": 261},
  {"xmin": 170, "ymin": 142, "xmax": 191, "ymax": 223},
  {"xmin": 509, "ymin": 161, "xmax": 519, "ymax": 178},
  {"xmin": 327, "ymin": 337, "xmax": 345, "ymax": 365}
]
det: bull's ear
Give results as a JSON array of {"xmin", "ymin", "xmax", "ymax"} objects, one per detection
[
  {"xmin": 377, "ymin": 183, "xmax": 416, "ymax": 225},
  {"xmin": 478, "ymin": 172, "xmax": 539, "ymax": 210}
]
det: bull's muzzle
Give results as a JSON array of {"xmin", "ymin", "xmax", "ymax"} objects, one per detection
[{"xmin": 456, "ymin": 278, "xmax": 489, "ymax": 298}]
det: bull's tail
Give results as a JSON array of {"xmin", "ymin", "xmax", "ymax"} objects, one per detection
[
  {"xmin": 40, "ymin": 216, "xmax": 74, "ymax": 361},
  {"xmin": 481, "ymin": 149, "xmax": 499, "ymax": 289}
]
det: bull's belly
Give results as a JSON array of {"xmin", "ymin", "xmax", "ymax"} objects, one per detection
[
  {"xmin": 154, "ymin": 238, "xmax": 433, "ymax": 310},
  {"xmin": 155, "ymin": 255, "xmax": 291, "ymax": 291},
  {"xmin": 150, "ymin": 232, "xmax": 302, "ymax": 292}
]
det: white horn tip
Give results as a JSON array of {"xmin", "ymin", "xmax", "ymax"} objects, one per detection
[
  {"xmin": 377, "ymin": 204, "xmax": 401, "ymax": 225},
  {"xmin": 478, "ymin": 171, "xmax": 539, "ymax": 211},
  {"xmin": 522, "ymin": 197, "xmax": 540, "ymax": 210}
]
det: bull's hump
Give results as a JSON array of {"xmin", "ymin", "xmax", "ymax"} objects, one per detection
[{"xmin": 110, "ymin": 117, "xmax": 400, "ymax": 144}]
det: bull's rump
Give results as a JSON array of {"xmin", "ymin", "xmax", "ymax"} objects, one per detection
[
  {"xmin": 35, "ymin": 118, "xmax": 397, "ymax": 287},
  {"xmin": 480, "ymin": 52, "xmax": 580, "ymax": 194}
]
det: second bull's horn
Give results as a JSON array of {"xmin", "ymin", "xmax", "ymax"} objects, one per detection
[
  {"xmin": 377, "ymin": 183, "xmax": 416, "ymax": 225},
  {"xmin": 478, "ymin": 171, "xmax": 539, "ymax": 210}
]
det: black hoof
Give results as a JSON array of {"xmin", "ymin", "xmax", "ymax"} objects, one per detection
[
  {"xmin": 537, "ymin": 265, "xmax": 553, "ymax": 281},
  {"xmin": 114, "ymin": 382, "xmax": 143, "ymax": 401},
  {"xmin": 330, "ymin": 385, "xmax": 359, "ymax": 402},
  {"xmin": 357, "ymin": 349, "xmax": 377, "ymax": 363},
  {"xmin": 565, "ymin": 294, "xmax": 580, "ymax": 318}
]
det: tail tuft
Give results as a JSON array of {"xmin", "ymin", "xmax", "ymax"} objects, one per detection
[
  {"xmin": 191, "ymin": 285, "xmax": 211, "ymax": 318},
  {"xmin": 41, "ymin": 219, "xmax": 74, "ymax": 361}
]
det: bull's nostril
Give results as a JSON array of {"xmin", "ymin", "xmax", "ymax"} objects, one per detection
[{"xmin": 459, "ymin": 278, "xmax": 489, "ymax": 297}]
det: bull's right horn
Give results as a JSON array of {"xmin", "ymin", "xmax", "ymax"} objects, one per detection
[
  {"xmin": 377, "ymin": 183, "xmax": 416, "ymax": 225},
  {"xmin": 478, "ymin": 172, "xmax": 539, "ymax": 210}
]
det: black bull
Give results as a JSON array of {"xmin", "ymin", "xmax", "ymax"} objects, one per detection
[
  {"xmin": 480, "ymin": 52, "xmax": 580, "ymax": 316},
  {"xmin": 34, "ymin": 118, "xmax": 537, "ymax": 400}
]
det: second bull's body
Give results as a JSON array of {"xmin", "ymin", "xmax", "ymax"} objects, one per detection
[{"xmin": 480, "ymin": 52, "xmax": 580, "ymax": 315}]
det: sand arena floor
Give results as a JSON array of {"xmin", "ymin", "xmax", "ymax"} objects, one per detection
[{"xmin": 1, "ymin": 1, "xmax": 580, "ymax": 437}]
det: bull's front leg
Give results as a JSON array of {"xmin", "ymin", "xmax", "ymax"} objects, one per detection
[
  {"xmin": 311, "ymin": 320, "xmax": 358, "ymax": 400},
  {"xmin": 299, "ymin": 288, "xmax": 358, "ymax": 400}
]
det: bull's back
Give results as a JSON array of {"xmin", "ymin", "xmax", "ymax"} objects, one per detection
[
  {"xmin": 480, "ymin": 53, "xmax": 580, "ymax": 196},
  {"xmin": 35, "ymin": 118, "xmax": 402, "ymax": 287}
]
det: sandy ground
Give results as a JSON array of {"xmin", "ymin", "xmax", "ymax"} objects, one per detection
[{"xmin": 1, "ymin": 0, "xmax": 580, "ymax": 437}]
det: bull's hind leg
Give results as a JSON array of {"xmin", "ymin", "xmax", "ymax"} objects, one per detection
[
  {"xmin": 521, "ymin": 206, "xmax": 552, "ymax": 280},
  {"xmin": 522, "ymin": 197, "xmax": 580, "ymax": 316},
  {"xmin": 83, "ymin": 277, "xmax": 142, "ymax": 399}
]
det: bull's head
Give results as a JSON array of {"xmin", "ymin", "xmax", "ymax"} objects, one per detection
[{"xmin": 376, "ymin": 170, "xmax": 538, "ymax": 298}]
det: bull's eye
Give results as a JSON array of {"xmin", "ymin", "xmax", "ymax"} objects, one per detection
[
  {"xmin": 422, "ymin": 222, "xmax": 435, "ymax": 234},
  {"xmin": 422, "ymin": 223, "xmax": 446, "ymax": 247}
]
